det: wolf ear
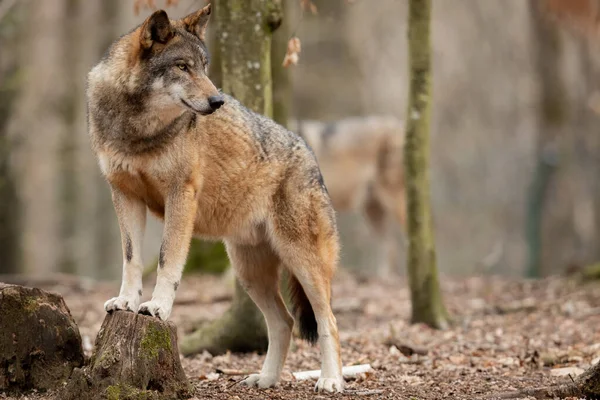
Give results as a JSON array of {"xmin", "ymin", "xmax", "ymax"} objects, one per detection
[
  {"xmin": 140, "ymin": 10, "xmax": 174, "ymax": 49},
  {"xmin": 182, "ymin": 4, "xmax": 211, "ymax": 41}
]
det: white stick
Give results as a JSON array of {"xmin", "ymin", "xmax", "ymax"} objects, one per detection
[{"xmin": 292, "ymin": 364, "xmax": 373, "ymax": 381}]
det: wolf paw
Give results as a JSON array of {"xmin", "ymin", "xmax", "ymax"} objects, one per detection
[
  {"xmin": 241, "ymin": 373, "xmax": 278, "ymax": 389},
  {"xmin": 315, "ymin": 377, "xmax": 344, "ymax": 393},
  {"xmin": 104, "ymin": 295, "xmax": 139, "ymax": 313},
  {"xmin": 138, "ymin": 299, "xmax": 171, "ymax": 320}
]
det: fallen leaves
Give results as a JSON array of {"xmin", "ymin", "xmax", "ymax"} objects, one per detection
[{"xmin": 7, "ymin": 273, "xmax": 600, "ymax": 400}]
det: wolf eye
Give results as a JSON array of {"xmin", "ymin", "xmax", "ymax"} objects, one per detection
[{"xmin": 176, "ymin": 63, "xmax": 189, "ymax": 72}]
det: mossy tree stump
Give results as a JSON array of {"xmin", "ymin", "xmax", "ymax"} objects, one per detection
[
  {"xmin": 65, "ymin": 311, "xmax": 192, "ymax": 400},
  {"xmin": 0, "ymin": 283, "xmax": 84, "ymax": 392}
]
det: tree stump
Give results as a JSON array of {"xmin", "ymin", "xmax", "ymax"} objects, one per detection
[
  {"xmin": 65, "ymin": 311, "xmax": 193, "ymax": 400},
  {"xmin": 0, "ymin": 283, "xmax": 84, "ymax": 392}
]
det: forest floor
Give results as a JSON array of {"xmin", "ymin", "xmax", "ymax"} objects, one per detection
[{"xmin": 2, "ymin": 269, "xmax": 600, "ymax": 400}]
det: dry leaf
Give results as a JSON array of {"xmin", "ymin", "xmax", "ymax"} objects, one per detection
[
  {"xmin": 133, "ymin": 0, "xmax": 156, "ymax": 15},
  {"xmin": 300, "ymin": 0, "xmax": 318, "ymax": 15},
  {"xmin": 282, "ymin": 37, "xmax": 302, "ymax": 68}
]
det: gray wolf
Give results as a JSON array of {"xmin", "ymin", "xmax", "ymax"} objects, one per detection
[
  {"xmin": 291, "ymin": 117, "xmax": 407, "ymax": 276},
  {"xmin": 87, "ymin": 5, "xmax": 343, "ymax": 393}
]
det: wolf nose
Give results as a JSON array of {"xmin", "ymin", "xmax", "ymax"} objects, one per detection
[{"xmin": 208, "ymin": 95, "xmax": 224, "ymax": 110}]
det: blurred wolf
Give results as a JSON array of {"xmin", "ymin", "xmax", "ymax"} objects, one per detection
[
  {"xmin": 87, "ymin": 5, "xmax": 343, "ymax": 393},
  {"xmin": 291, "ymin": 117, "xmax": 407, "ymax": 276}
]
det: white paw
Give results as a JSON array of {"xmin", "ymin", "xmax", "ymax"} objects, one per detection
[
  {"xmin": 138, "ymin": 299, "xmax": 172, "ymax": 320},
  {"xmin": 241, "ymin": 373, "xmax": 279, "ymax": 389},
  {"xmin": 315, "ymin": 377, "xmax": 344, "ymax": 393},
  {"xmin": 104, "ymin": 295, "xmax": 139, "ymax": 313}
]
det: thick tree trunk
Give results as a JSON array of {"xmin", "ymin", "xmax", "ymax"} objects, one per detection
[
  {"xmin": 12, "ymin": 0, "xmax": 68, "ymax": 275},
  {"xmin": 0, "ymin": 283, "xmax": 84, "ymax": 391},
  {"xmin": 404, "ymin": 0, "xmax": 449, "ymax": 329},
  {"xmin": 180, "ymin": 0, "xmax": 283, "ymax": 356},
  {"xmin": 180, "ymin": 280, "xmax": 268, "ymax": 356},
  {"xmin": 66, "ymin": 311, "xmax": 192, "ymax": 400}
]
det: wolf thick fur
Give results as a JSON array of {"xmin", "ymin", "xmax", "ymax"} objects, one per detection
[
  {"xmin": 87, "ymin": 5, "xmax": 343, "ymax": 393},
  {"xmin": 291, "ymin": 117, "xmax": 407, "ymax": 275}
]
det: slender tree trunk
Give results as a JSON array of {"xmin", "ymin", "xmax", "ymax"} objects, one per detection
[
  {"xmin": 525, "ymin": 0, "xmax": 565, "ymax": 278},
  {"xmin": 271, "ymin": 0, "xmax": 291, "ymax": 129},
  {"xmin": 0, "ymin": 5, "xmax": 21, "ymax": 273},
  {"xmin": 405, "ymin": 0, "xmax": 449, "ymax": 329},
  {"xmin": 181, "ymin": 0, "xmax": 283, "ymax": 356}
]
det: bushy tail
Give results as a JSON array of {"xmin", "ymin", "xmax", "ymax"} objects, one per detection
[{"xmin": 288, "ymin": 274, "xmax": 318, "ymax": 344}]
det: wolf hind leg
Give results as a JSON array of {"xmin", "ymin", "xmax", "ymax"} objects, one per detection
[
  {"xmin": 225, "ymin": 240, "xmax": 294, "ymax": 389},
  {"xmin": 271, "ymin": 232, "xmax": 344, "ymax": 393}
]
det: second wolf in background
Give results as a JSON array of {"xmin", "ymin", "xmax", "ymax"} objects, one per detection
[{"xmin": 292, "ymin": 116, "xmax": 406, "ymax": 276}]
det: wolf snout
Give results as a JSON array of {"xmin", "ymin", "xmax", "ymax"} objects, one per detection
[{"xmin": 208, "ymin": 95, "xmax": 225, "ymax": 111}]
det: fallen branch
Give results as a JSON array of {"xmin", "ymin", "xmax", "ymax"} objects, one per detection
[
  {"xmin": 384, "ymin": 339, "xmax": 428, "ymax": 356},
  {"xmin": 215, "ymin": 368, "xmax": 256, "ymax": 376},
  {"xmin": 293, "ymin": 364, "xmax": 373, "ymax": 381},
  {"xmin": 344, "ymin": 389, "xmax": 385, "ymax": 396}
]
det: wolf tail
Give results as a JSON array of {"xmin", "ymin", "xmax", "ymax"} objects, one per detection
[{"xmin": 288, "ymin": 274, "xmax": 318, "ymax": 344}]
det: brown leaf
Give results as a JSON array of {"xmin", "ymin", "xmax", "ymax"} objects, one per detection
[
  {"xmin": 282, "ymin": 37, "xmax": 302, "ymax": 68},
  {"xmin": 300, "ymin": 0, "xmax": 318, "ymax": 15},
  {"xmin": 133, "ymin": 0, "xmax": 156, "ymax": 16}
]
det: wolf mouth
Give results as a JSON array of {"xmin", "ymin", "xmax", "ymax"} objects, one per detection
[{"xmin": 181, "ymin": 99, "xmax": 215, "ymax": 115}]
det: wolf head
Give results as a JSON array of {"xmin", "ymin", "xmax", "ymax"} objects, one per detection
[
  {"xmin": 139, "ymin": 5, "xmax": 223, "ymax": 115},
  {"xmin": 90, "ymin": 4, "xmax": 223, "ymax": 118}
]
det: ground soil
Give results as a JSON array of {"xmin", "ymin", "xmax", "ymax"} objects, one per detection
[{"xmin": 1, "ymin": 270, "xmax": 599, "ymax": 400}]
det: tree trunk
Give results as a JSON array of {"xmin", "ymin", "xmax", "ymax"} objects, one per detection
[
  {"xmin": 404, "ymin": 0, "xmax": 449, "ymax": 329},
  {"xmin": 65, "ymin": 311, "xmax": 191, "ymax": 400},
  {"xmin": 180, "ymin": 0, "xmax": 283, "ymax": 356},
  {"xmin": 0, "ymin": 5, "xmax": 21, "ymax": 273},
  {"xmin": 525, "ymin": 0, "xmax": 565, "ymax": 278},
  {"xmin": 11, "ymin": 0, "xmax": 68, "ymax": 275},
  {"xmin": 271, "ymin": 0, "xmax": 291, "ymax": 128},
  {"xmin": 0, "ymin": 283, "xmax": 84, "ymax": 392}
]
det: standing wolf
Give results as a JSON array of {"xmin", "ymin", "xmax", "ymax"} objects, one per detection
[
  {"xmin": 291, "ymin": 117, "xmax": 407, "ymax": 276},
  {"xmin": 87, "ymin": 5, "xmax": 343, "ymax": 393}
]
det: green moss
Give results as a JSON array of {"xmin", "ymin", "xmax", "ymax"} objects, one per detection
[
  {"xmin": 140, "ymin": 324, "xmax": 171, "ymax": 360},
  {"xmin": 106, "ymin": 385, "xmax": 121, "ymax": 400},
  {"xmin": 22, "ymin": 296, "xmax": 39, "ymax": 314},
  {"xmin": 184, "ymin": 239, "xmax": 229, "ymax": 275},
  {"xmin": 97, "ymin": 346, "xmax": 119, "ymax": 369},
  {"xmin": 105, "ymin": 384, "xmax": 152, "ymax": 400}
]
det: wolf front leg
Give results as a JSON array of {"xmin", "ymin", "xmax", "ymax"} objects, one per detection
[
  {"xmin": 104, "ymin": 188, "xmax": 147, "ymax": 313},
  {"xmin": 139, "ymin": 183, "xmax": 198, "ymax": 320}
]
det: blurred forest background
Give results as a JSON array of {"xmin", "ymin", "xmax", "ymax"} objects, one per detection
[{"xmin": 1, "ymin": 0, "xmax": 600, "ymax": 280}]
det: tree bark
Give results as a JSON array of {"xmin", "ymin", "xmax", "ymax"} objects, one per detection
[
  {"xmin": 65, "ymin": 311, "xmax": 192, "ymax": 400},
  {"xmin": 180, "ymin": 0, "xmax": 283, "ymax": 356},
  {"xmin": 11, "ymin": 0, "xmax": 68, "ymax": 275},
  {"xmin": 525, "ymin": 0, "xmax": 565, "ymax": 278},
  {"xmin": 0, "ymin": 283, "xmax": 84, "ymax": 392},
  {"xmin": 271, "ymin": 0, "xmax": 291, "ymax": 128},
  {"xmin": 404, "ymin": 0, "xmax": 449, "ymax": 329},
  {"xmin": 0, "ymin": 5, "xmax": 21, "ymax": 273}
]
